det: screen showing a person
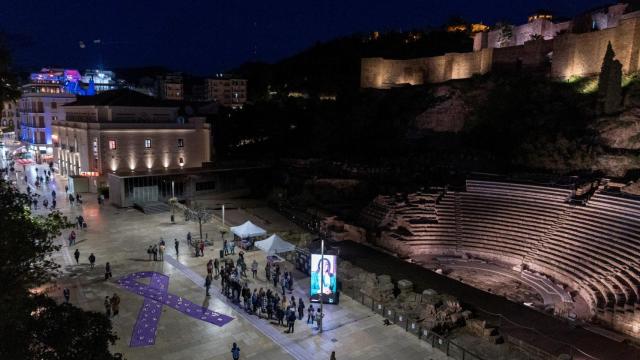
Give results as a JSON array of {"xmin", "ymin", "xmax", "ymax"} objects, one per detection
[{"xmin": 310, "ymin": 254, "xmax": 337, "ymax": 303}]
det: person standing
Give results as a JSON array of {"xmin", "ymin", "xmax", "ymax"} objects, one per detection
[
  {"xmin": 199, "ymin": 240, "xmax": 205, "ymax": 257},
  {"xmin": 223, "ymin": 239, "xmax": 228, "ymax": 256},
  {"xmin": 307, "ymin": 304, "xmax": 315, "ymax": 324},
  {"xmin": 251, "ymin": 260, "xmax": 258, "ymax": 279},
  {"xmin": 287, "ymin": 309, "xmax": 296, "ymax": 333},
  {"xmin": 265, "ymin": 262, "xmax": 271, "ymax": 281},
  {"xmin": 205, "ymin": 273, "xmax": 212, "ymax": 296},
  {"xmin": 104, "ymin": 262, "xmax": 112, "ymax": 280},
  {"xmin": 207, "ymin": 259, "xmax": 213, "ymax": 275},
  {"xmin": 110, "ymin": 293, "xmax": 120, "ymax": 316},
  {"xmin": 330, "ymin": 351, "xmax": 336, "ymax": 360},
  {"xmin": 214, "ymin": 258, "xmax": 220, "ymax": 276},
  {"xmin": 63, "ymin": 288, "xmax": 70, "ymax": 303},
  {"xmin": 316, "ymin": 309, "xmax": 324, "ymax": 330},
  {"xmin": 104, "ymin": 296, "xmax": 111, "ymax": 317},
  {"xmin": 298, "ymin": 298, "xmax": 305, "ymax": 321},
  {"xmin": 65, "ymin": 185, "xmax": 69, "ymax": 193},
  {"xmin": 88, "ymin": 253, "xmax": 96, "ymax": 268},
  {"xmin": 159, "ymin": 243, "xmax": 165, "ymax": 261},
  {"xmin": 73, "ymin": 248, "xmax": 80, "ymax": 264},
  {"xmin": 152, "ymin": 245, "xmax": 158, "ymax": 261},
  {"xmin": 174, "ymin": 239, "xmax": 179, "ymax": 256},
  {"xmin": 230, "ymin": 343, "xmax": 240, "ymax": 360}
]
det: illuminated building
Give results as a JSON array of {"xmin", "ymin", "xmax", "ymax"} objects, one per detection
[
  {"xmin": 81, "ymin": 69, "xmax": 118, "ymax": 93},
  {"xmin": 19, "ymin": 68, "xmax": 83, "ymax": 162},
  {"xmin": 51, "ymin": 89, "xmax": 211, "ymax": 196},
  {"xmin": 207, "ymin": 74, "xmax": 247, "ymax": 108}
]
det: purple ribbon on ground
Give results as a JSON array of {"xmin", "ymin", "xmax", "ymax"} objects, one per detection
[{"xmin": 117, "ymin": 271, "xmax": 233, "ymax": 347}]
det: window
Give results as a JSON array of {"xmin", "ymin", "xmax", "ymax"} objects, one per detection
[
  {"xmin": 177, "ymin": 138, "xmax": 184, "ymax": 148},
  {"xmin": 108, "ymin": 140, "xmax": 117, "ymax": 150},
  {"xmin": 144, "ymin": 139, "xmax": 151, "ymax": 148},
  {"xmin": 51, "ymin": 102, "xmax": 57, "ymax": 109}
]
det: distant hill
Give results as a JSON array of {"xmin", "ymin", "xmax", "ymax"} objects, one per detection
[{"xmin": 231, "ymin": 30, "xmax": 473, "ymax": 100}]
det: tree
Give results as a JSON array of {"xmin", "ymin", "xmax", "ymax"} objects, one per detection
[
  {"xmin": 0, "ymin": 180, "xmax": 122, "ymax": 359},
  {"xmin": 0, "ymin": 32, "xmax": 21, "ymax": 103},
  {"xmin": 597, "ymin": 42, "xmax": 623, "ymax": 114},
  {"xmin": 183, "ymin": 202, "xmax": 213, "ymax": 240}
]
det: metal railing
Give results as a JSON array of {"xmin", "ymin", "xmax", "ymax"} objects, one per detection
[{"xmin": 340, "ymin": 284, "xmax": 486, "ymax": 360}]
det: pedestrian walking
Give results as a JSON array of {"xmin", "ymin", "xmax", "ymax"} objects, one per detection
[
  {"xmin": 88, "ymin": 253, "xmax": 96, "ymax": 268},
  {"xmin": 52, "ymin": 199, "xmax": 56, "ymax": 209},
  {"xmin": 251, "ymin": 259, "xmax": 258, "ymax": 279},
  {"xmin": 65, "ymin": 185, "xmax": 69, "ymax": 193},
  {"xmin": 104, "ymin": 262, "xmax": 112, "ymax": 280},
  {"xmin": 223, "ymin": 239, "xmax": 228, "ymax": 255},
  {"xmin": 231, "ymin": 343, "xmax": 240, "ymax": 360},
  {"xmin": 205, "ymin": 273, "xmax": 212, "ymax": 296},
  {"xmin": 69, "ymin": 193, "xmax": 74, "ymax": 205},
  {"xmin": 147, "ymin": 245, "xmax": 153, "ymax": 261},
  {"xmin": 73, "ymin": 248, "xmax": 80, "ymax": 264},
  {"xmin": 174, "ymin": 238, "xmax": 179, "ymax": 256},
  {"xmin": 330, "ymin": 351, "xmax": 336, "ymax": 360},
  {"xmin": 199, "ymin": 240, "xmax": 205, "ymax": 257},
  {"xmin": 69, "ymin": 230, "xmax": 76, "ymax": 246},
  {"xmin": 214, "ymin": 258, "xmax": 220, "ymax": 276},
  {"xmin": 51, "ymin": 190, "xmax": 56, "ymax": 198},
  {"xmin": 187, "ymin": 231, "xmax": 192, "ymax": 247},
  {"xmin": 104, "ymin": 296, "xmax": 111, "ymax": 317},
  {"xmin": 110, "ymin": 293, "xmax": 120, "ymax": 316},
  {"xmin": 152, "ymin": 245, "xmax": 158, "ymax": 261},
  {"xmin": 63, "ymin": 288, "xmax": 70, "ymax": 303}
]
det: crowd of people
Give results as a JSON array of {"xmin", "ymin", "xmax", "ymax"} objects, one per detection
[{"xmin": 207, "ymin": 253, "xmax": 324, "ymax": 334}]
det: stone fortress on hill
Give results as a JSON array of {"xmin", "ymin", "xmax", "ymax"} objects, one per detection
[{"xmin": 361, "ymin": 2, "xmax": 640, "ymax": 88}]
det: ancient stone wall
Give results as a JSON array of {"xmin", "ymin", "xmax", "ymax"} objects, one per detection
[
  {"xmin": 552, "ymin": 15, "xmax": 640, "ymax": 78},
  {"xmin": 361, "ymin": 13, "xmax": 640, "ymax": 89},
  {"xmin": 360, "ymin": 49, "xmax": 493, "ymax": 89}
]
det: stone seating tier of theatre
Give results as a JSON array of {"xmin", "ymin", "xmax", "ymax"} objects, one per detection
[{"xmin": 362, "ymin": 179, "xmax": 640, "ymax": 337}]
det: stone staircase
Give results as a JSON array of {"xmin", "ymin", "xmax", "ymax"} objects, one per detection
[
  {"xmin": 523, "ymin": 207, "xmax": 572, "ymax": 267},
  {"xmin": 135, "ymin": 201, "xmax": 171, "ymax": 214},
  {"xmin": 454, "ymin": 193, "xmax": 463, "ymax": 252}
]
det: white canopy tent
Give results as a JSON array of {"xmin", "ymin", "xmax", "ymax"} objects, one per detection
[
  {"xmin": 230, "ymin": 221, "xmax": 267, "ymax": 239},
  {"xmin": 255, "ymin": 234, "xmax": 296, "ymax": 255}
]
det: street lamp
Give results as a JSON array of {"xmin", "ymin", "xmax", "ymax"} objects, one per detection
[
  {"xmin": 170, "ymin": 180, "xmax": 175, "ymax": 223},
  {"xmin": 319, "ymin": 238, "xmax": 325, "ymax": 333}
]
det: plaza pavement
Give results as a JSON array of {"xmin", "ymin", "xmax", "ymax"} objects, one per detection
[{"xmin": 14, "ymin": 163, "xmax": 452, "ymax": 360}]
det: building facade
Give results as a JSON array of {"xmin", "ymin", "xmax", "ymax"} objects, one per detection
[
  {"xmin": 207, "ymin": 75, "xmax": 247, "ymax": 108},
  {"xmin": 51, "ymin": 89, "xmax": 211, "ymax": 192},
  {"xmin": 18, "ymin": 69, "xmax": 81, "ymax": 162},
  {"xmin": 1, "ymin": 101, "xmax": 19, "ymax": 132},
  {"xmin": 157, "ymin": 72, "xmax": 184, "ymax": 101}
]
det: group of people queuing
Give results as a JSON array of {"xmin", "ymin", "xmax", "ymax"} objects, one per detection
[{"xmin": 204, "ymin": 255, "xmax": 324, "ymax": 335}]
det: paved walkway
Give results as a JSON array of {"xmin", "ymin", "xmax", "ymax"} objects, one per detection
[{"xmin": 21, "ymin": 166, "xmax": 452, "ymax": 360}]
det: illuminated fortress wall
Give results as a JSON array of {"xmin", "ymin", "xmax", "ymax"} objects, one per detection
[
  {"xmin": 361, "ymin": 9, "xmax": 640, "ymax": 89},
  {"xmin": 361, "ymin": 49, "xmax": 493, "ymax": 89},
  {"xmin": 552, "ymin": 13, "xmax": 640, "ymax": 78}
]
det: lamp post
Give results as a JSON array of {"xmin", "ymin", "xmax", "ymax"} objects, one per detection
[
  {"xmin": 319, "ymin": 238, "xmax": 325, "ymax": 333},
  {"xmin": 170, "ymin": 180, "xmax": 175, "ymax": 223},
  {"xmin": 221, "ymin": 203, "xmax": 225, "ymax": 227}
]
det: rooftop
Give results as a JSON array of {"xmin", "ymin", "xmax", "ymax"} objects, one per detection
[{"xmin": 64, "ymin": 89, "xmax": 175, "ymax": 108}]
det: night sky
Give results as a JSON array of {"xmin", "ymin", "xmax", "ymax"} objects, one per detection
[{"xmin": 1, "ymin": 0, "xmax": 608, "ymax": 75}]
